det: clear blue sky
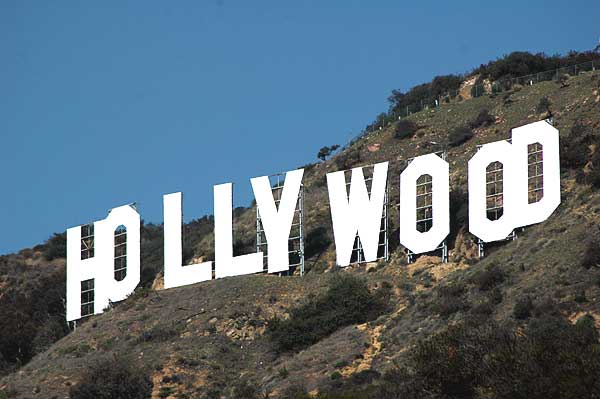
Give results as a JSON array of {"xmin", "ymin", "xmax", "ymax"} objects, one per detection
[{"xmin": 1, "ymin": 1, "xmax": 598, "ymax": 254}]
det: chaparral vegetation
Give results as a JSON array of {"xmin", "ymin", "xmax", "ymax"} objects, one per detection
[{"xmin": 2, "ymin": 50, "xmax": 600, "ymax": 398}]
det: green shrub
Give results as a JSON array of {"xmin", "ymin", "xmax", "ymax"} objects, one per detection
[
  {"xmin": 267, "ymin": 274, "xmax": 387, "ymax": 352},
  {"xmin": 347, "ymin": 369, "xmax": 380, "ymax": 386},
  {"xmin": 532, "ymin": 297, "xmax": 559, "ymax": 317},
  {"xmin": 318, "ymin": 145, "xmax": 340, "ymax": 161},
  {"xmin": 32, "ymin": 317, "xmax": 69, "ymax": 354},
  {"xmin": 280, "ymin": 385, "xmax": 311, "ymax": 399},
  {"xmin": 470, "ymin": 265, "xmax": 505, "ymax": 291},
  {"xmin": 44, "ymin": 232, "xmax": 66, "ymax": 260},
  {"xmin": 575, "ymin": 290, "xmax": 588, "ymax": 303},
  {"xmin": 575, "ymin": 147, "xmax": 600, "ymax": 189},
  {"xmin": 471, "ymin": 301, "xmax": 494, "ymax": 316},
  {"xmin": 158, "ymin": 387, "xmax": 174, "ymax": 399},
  {"xmin": 448, "ymin": 126, "xmax": 474, "ymax": 147},
  {"xmin": 69, "ymin": 357, "xmax": 151, "ymax": 399},
  {"xmin": 560, "ymin": 123, "xmax": 599, "ymax": 171},
  {"xmin": 536, "ymin": 96, "xmax": 551, "ymax": 114},
  {"xmin": 330, "ymin": 371, "xmax": 342, "ymax": 380},
  {"xmin": 304, "ymin": 227, "xmax": 332, "ymax": 259},
  {"xmin": 575, "ymin": 314, "xmax": 599, "ymax": 344},
  {"xmin": 230, "ymin": 379, "xmax": 261, "ymax": 399},
  {"xmin": 513, "ymin": 296, "xmax": 534, "ymax": 319},
  {"xmin": 388, "ymin": 74, "xmax": 462, "ymax": 116},
  {"xmin": 437, "ymin": 282, "xmax": 466, "ymax": 297},
  {"xmin": 278, "ymin": 367, "xmax": 290, "ymax": 379},
  {"xmin": 432, "ymin": 283, "xmax": 469, "ymax": 317},
  {"xmin": 375, "ymin": 316, "xmax": 600, "ymax": 398},
  {"xmin": 334, "ymin": 146, "xmax": 361, "ymax": 170},
  {"xmin": 0, "ymin": 267, "xmax": 68, "ymax": 372},
  {"xmin": 487, "ymin": 287, "xmax": 503, "ymax": 305},
  {"xmin": 474, "ymin": 51, "xmax": 600, "ymax": 81},
  {"xmin": 334, "ymin": 360, "xmax": 349, "ymax": 369},
  {"xmin": 448, "ymin": 188, "xmax": 468, "ymax": 244},
  {"xmin": 393, "ymin": 120, "xmax": 419, "ymax": 139},
  {"xmin": 290, "ymin": 309, "xmax": 600, "ymax": 397},
  {"xmin": 137, "ymin": 322, "xmax": 183, "ymax": 344},
  {"xmin": 470, "ymin": 109, "xmax": 495, "ymax": 129},
  {"xmin": 0, "ymin": 389, "xmax": 17, "ymax": 399},
  {"xmin": 433, "ymin": 296, "xmax": 469, "ymax": 317}
]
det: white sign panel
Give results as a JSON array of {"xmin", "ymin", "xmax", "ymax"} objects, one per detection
[
  {"xmin": 399, "ymin": 153, "xmax": 450, "ymax": 254},
  {"xmin": 66, "ymin": 205, "xmax": 140, "ymax": 322},
  {"xmin": 326, "ymin": 162, "xmax": 388, "ymax": 267},
  {"xmin": 65, "ymin": 120, "xmax": 561, "ymax": 321},
  {"xmin": 214, "ymin": 183, "xmax": 264, "ymax": 279},
  {"xmin": 163, "ymin": 192, "xmax": 212, "ymax": 289},
  {"xmin": 468, "ymin": 121, "xmax": 560, "ymax": 242},
  {"xmin": 251, "ymin": 169, "xmax": 304, "ymax": 273}
]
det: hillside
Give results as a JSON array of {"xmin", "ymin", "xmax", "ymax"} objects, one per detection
[{"xmin": 2, "ymin": 54, "xmax": 600, "ymax": 398}]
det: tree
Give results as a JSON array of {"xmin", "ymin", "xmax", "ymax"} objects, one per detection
[
  {"xmin": 44, "ymin": 232, "xmax": 67, "ymax": 260},
  {"xmin": 317, "ymin": 144, "xmax": 340, "ymax": 161}
]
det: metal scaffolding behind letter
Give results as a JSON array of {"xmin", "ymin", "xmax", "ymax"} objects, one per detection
[
  {"xmin": 346, "ymin": 165, "xmax": 389, "ymax": 265},
  {"xmin": 406, "ymin": 151, "xmax": 448, "ymax": 263},
  {"xmin": 256, "ymin": 173, "xmax": 305, "ymax": 276}
]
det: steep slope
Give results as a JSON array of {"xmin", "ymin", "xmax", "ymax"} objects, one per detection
[{"xmin": 2, "ymin": 67, "xmax": 600, "ymax": 398}]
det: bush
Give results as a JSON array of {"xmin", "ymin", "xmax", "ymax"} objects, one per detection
[
  {"xmin": 136, "ymin": 322, "xmax": 183, "ymax": 344},
  {"xmin": 474, "ymin": 51, "xmax": 600, "ymax": 81},
  {"xmin": 304, "ymin": 227, "xmax": 332, "ymax": 259},
  {"xmin": 298, "ymin": 311, "xmax": 600, "ymax": 397},
  {"xmin": 375, "ymin": 316, "xmax": 600, "ymax": 398},
  {"xmin": 432, "ymin": 283, "xmax": 469, "ymax": 317},
  {"xmin": 69, "ymin": 357, "xmax": 152, "ymax": 399},
  {"xmin": 513, "ymin": 296, "xmax": 534, "ymax": 319},
  {"xmin": 575, "ymin": 290, "xmax": 588, "ymax": 303},
  {"xmin": 536, "ymin": 96, "xmax": 551, "ymax": 114},
  {"xmin": 0, "ymin": 267, "xmax": 68, "ymax": 374},
  {"xmin": 230, "ymin": 379, "xmax": 261, "ymax": 399},
  {"xmin": 561, "ymin": 123, "xmax": 600, "ymax": 188},
  {"xmin": 448, "ymin": 188, "xmax": 468, "ymax": 245},
  {"xmin": 388, "ymin": 74, "xmax": 463, "ymax": 115},
  {"xmin": 469, "ymin": 109, "xmax": 495, "ymax": 129},
  {"xmin": 330, "ymin": 371, "xmax": 342, "ymax": 380},
  {"xmin": 434, "ymin": 296, "xmax": 469, "ymax": 317},
  {"xmin": 267, "ymin": 274, "xmax": 387, "ymax": 352},
  {"xmin": 575, "ymin": 314, "xmax": 599, "ymax": 344},
  {"xmin": 448, "ymin": 126, "xmax": 474, "ymax": 147},
  {"xmin": 470, "ymin": 265, "xmax": 505, "ymax": 291},
  {"xmin": 347, "ymin": 369, "xmax": 380, "ymax": 386},
  {"xmin": 334, "ymin": 146, "xmax": 361, "ymax": 170},
  {"xmin": 576, "ymin": 149, "xmax": 600, "ymax": 189},
  {"xmin": 581, "ymin": 240, "xmax": 600, "ymax": 269},
  {"xmin": 532, "ymin": 297, "xmax": 559, "ymax": 317},
  {"xmin": 44, "ymin": 232, "xmax": 66, "ymax": 260},
  {"xmin": 560, "ymin": 122, "xmax": 598, "ymax": 170},
  {"xmin": 471, "ymin": 301, "xmax": 494, "ymax": 316},
  {"xmin": 278, "ymin": 367, "xmax": 290, "ymax": 378},
  {"xmin": 488, "ymin": 287, "xmax": 503, "ymax": 304},
  {"xmin": 393, "ymin": 120, "xmax": 419, "ymax": 139}
]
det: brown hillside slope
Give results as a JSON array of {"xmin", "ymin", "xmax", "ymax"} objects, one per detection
[{"xmin": 2, "ymin": 71, "xmax": 600, "ymax": 398}]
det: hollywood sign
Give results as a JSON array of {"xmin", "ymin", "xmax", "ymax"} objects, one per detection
[{"xmin": 66, "ymin": 120, "xmax": 560, "ymax": 321}]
